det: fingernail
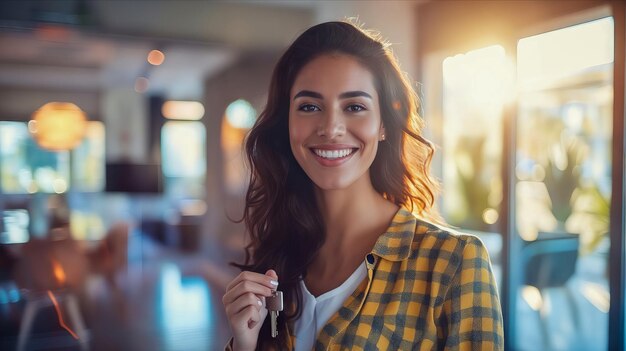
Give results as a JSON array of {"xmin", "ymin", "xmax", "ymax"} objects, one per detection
[
  {"xmin": 270, "ymin": 280, "xmax": 279, "ymax": 286},
  {"xmin": 257, "ymin": 299, "xmax": 262, "ymax": 306}
]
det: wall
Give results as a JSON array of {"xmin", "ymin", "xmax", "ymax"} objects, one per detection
[
  {"xmin": 315, "ymin": 0, "xmax": 421, "ymax": 80},
  {"xmin": 201, "ymin": 52, "xmax": 279, "ymax": 261}
]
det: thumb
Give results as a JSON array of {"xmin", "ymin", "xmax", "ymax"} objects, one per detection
[{"xmin": 265, "ymin": 269, "xmax": 278, "ymax": 281}]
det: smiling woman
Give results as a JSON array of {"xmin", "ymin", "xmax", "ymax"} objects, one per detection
[
  {"xmin": 289, "ymin": 54, "xmax": 382, "ymax": 190},
  {"xmin": 222, "ymin": 21, "xmax": 504, "ymax": 351}
]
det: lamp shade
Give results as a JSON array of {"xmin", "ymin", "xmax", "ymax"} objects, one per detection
[{"xmin": 30, "ymin": 102, "xmax": 88, "ymax": 151}]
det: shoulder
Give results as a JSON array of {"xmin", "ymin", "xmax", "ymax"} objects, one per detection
[
  {"xmin": 409, "ymin": 216, "xmax": 492, "ymax": 268},
  {"xmin": 375, "ymin": 207, "xmax": 491, "ymax": 267},
  {"xmin": 404, "ymin": 217, "xmax": 499, "ymax": 297},
  {"xmin": 412, "ymin": 217, "xmax": 488, "ymax": 252}
]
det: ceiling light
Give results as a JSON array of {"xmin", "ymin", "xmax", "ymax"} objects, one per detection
[
  {"xmin": 147, "ymin": 49, "xmax": 165, "ymax": 66},
  {"xmin": 30, "ymin": 102, "xmax": 87, "ymax": 151},
  {"xmin": 135, "ymin": 77, "xmax": 149, "ymax": 93},
  {"xmin": 162, "ymin": 101, "xmax": 205, "ymax": 120}
]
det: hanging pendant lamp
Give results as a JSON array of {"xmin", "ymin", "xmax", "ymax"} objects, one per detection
[{"xmin": 30, "ymin": 102, "xmax": 88, "ymax": 151}]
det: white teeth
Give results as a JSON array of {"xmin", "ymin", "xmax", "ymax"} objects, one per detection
[{"xmin": 313, "ymin": 148, "xmax": 355, "ymax": 159}]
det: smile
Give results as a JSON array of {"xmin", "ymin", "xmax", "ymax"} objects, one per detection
[{"xmin": 312, "ymin": 148, "xmax": 356, "ymax": 160}]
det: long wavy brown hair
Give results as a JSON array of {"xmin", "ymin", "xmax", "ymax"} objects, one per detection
[{"xmin": 233, "ymin": 21, "xmax": 439, "ymax": 349}]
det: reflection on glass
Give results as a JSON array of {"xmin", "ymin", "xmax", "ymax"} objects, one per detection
[
  {"xmin": 515, "ymin": 17, "xmax": 613, "ymax": 351},
  {"xmin": 0, "ymin": 122, "xmax": 70, "ymax": 194},
  {"xmin": 161, "ymin": 121, "xmax": 207, "ymax": 198}
]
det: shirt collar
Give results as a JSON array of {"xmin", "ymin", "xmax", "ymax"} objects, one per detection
[{"xmin": 370, "ymin": 206, "xmax": 418, "ymax": 262}]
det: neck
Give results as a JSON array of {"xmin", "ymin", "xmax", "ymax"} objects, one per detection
[
  {"xmin": 312, "ymin": 174, "xmax": 399, "ymax": 269},
  {"xmin": 303, "ymin": 175, "xmax": 398, "ymax": 295}
]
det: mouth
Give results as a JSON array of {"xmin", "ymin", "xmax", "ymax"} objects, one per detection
[{"xmin": 310, "ymin": 148, "xmax": 357, "ymax": 160}]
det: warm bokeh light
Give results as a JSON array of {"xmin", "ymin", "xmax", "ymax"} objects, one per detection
[
  {"xmin": 162, "ymin": 101, "xmax": 205, "ymax": 120},
  {"xmin": 179, "ymin": 199, "xmax": 208, "ymax": 216},
  {"xmin": 134, "ymin": 77, "xmax": 150, "ymax": 93},
  {"xmin": 53, "ymin": 178, "xmax": 68, "ymax": 194},
  {"xmin": 30, "ymin": 102, "xmax": 88, "ymax": 151},
  {"xmin": 482, "ymin": 208, "xmax": 499, "ymax": 225},
  {"xmin": 147, "ymin": 49, "xmax": 165, "ymax": 65},
  {"xmin": 51, "ymin": 259, "xmax": 66, "ymax": 286}
]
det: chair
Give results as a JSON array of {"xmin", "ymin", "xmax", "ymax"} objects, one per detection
[
  {"xmin": 17, "ymin": 289, "xmax": 88, "ymax": 351},
  {"xmin": 14, "ymin": 235, "xmax": 90, "ymax": 351},
  {"xmin": 523, "ymin": 233, "xmax": 579, "ymax": 289},
  {"xmin": 521, "ymin": 233, "xmax": 580, "ymax": 350}
]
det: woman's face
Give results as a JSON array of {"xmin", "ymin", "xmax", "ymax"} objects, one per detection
[{"xmin": 289, "ymin": 54, "xmax": 384, "ymax": 191}]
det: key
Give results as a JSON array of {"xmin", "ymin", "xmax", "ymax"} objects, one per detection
[{"xmin": 266, "ymin": 290, "xmax": 283, "ymax": 338}]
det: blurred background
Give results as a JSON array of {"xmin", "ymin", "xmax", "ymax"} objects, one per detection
[{"xmin": 0, "ymin": 1, "xmax": 624, "ymax": 350}]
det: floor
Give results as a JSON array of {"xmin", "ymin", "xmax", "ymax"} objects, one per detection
[
  {"xmin": 1, "ymin": 232, "xmax": 236, "ymax": 351},
  {"xmin": 0, "ymin": 232, "xmax": 612, "ymax": 351},
  {"xmin": 514, "ymin": 249, "xmax": 610, "ymax": 351}
]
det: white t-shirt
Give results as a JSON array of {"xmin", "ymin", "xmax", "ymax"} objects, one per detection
[{"xmin": 294, "ymin": 261, "xmax": 368, "ymax": 351}]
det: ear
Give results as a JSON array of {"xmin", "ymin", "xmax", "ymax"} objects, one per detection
[{"xmin": 379, "ymin": 125, "xmax": 386, "ymax": 142}]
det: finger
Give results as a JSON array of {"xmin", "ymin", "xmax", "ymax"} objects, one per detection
[
  {"xmin": 226, "ymin": 271, "xmax": 278, "ymax": 292},
  {"xmin": 225, "ymin": 292, "xmax": 263, "ymax": 317},
  {"xmin": 265, "ymin": 269, "xmax": 278, "ymax": 281},
  {"xmin": 223, "ymin": 280, "xmax": 274, "ymax": 305},
  {"xmin": 247, "ymin": 305, "xmax": 262, "ymax": 329},
  {"xmin": 232, "ymin": 305, "xmax": 262, "ymax": 330}
]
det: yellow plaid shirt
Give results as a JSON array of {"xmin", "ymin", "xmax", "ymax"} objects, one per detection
[{"xmin": 227, "ymin": 207, "xmax": 504, "ymax": 350}]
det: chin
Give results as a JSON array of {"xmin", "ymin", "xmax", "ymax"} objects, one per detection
[{"xmin": 310, "ymin": 176, "xmax": 356, "ymax": 191}]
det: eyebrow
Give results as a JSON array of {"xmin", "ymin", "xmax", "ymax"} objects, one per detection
[{"xmin": 293, "ymin": 90, "xmax": 373, "ymax": 100}]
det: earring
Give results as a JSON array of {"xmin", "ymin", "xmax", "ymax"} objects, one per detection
[{"xmin": 381, "ymin": 133, "xmax": 386, "ymax": 141}]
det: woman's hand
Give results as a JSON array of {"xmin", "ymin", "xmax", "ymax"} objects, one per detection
[{"xmin": 222, "ymin": 269, "xmax": 279, "ymax": 351}]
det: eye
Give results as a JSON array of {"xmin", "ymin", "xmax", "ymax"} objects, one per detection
[
  {"xmin": 298, "ymin": 104, "xmax": 320, "ymax": 112},
  {"xmin": 346, "ymin": 104, "xmax": 366, "ymax": 112}
]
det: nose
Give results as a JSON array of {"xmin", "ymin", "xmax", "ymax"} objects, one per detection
[{"xmin": 316, "ymin": 110, "xmax": 346, "ymax": 138}]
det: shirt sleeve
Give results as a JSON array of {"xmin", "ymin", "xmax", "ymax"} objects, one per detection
[{"xmin": 439, "ymin": 235, "xmax": 504, "ymax": 350}]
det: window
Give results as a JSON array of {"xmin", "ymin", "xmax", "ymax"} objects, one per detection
[
  {"xmin": 72, "ymin": 121, "xmax": 106, "ymax": 192},
  {"xmin": 514, "ymin": 17, "xmax": 613, "ymax": 351},
  {"xmin": 161, "ymin": 121, "xmax": 206, "ymax": 198},
  {"xmin": 0, "ymin": 121, "xmax": 70, "ymax": 194},
  {"xmin": 440, "ymin": 45, "xmax": 513, "ymax": 287}
]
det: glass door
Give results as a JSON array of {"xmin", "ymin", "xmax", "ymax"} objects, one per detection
[{"xmin": 514, "ymin": 17, "xmax": 614, "ymax": 351}]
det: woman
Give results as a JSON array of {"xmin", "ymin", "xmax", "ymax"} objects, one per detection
[{"xmin": 222, "ymin": 21, "xmax": 504, "ymax": 350}]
